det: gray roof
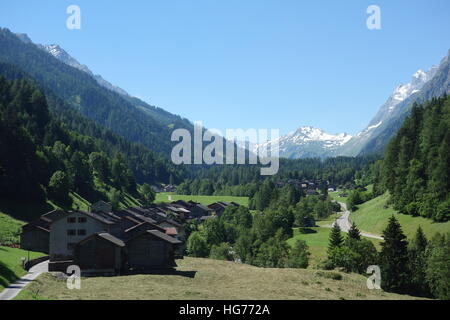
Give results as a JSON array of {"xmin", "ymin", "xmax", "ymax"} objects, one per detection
[
  {"xmin": 41, "ymin": 209, "xmax": 66, "ymax": 222},
  {"xmin": 195, "ymin": 203, "xmax": 212, "ymax": 211},
  {"xmin": 158, "ymin": 218, "xmax": 183, "ymax": 228},
  {"xmin": 97, "ymin": 233, "xmax": 125, "ymax": 247},
  {"xmin": 147, "ymin": 230, "xmax": 182, "ymax": 244},
  {"xmin": 76, "ymin": 232, "xmax": 125, "ymax": 247},
  {"xmin": 48, "ymin": 210, "xmax": 116, "ymax": 225}
]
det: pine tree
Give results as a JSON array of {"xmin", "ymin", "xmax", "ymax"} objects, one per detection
[
  {"xmin": 380, "ymin": 216, "xmax": 409, "ymax": 293},
  {"xmin": 348, "ymin": 222, "xmax": 361, "ymax": 240},
  {"xmin": 408, "ymin": 226, "xmax": 430, "ymax": 296},
  {"xmin": 328, "ymin": 223, "xmax": 343, "ymax": 252}
]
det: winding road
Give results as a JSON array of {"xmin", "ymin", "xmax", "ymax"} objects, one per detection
[
  {"xmin": 332, "ymin": 202, "xmax": 383, "ymax": 240},
  {"xmin": 0, "ymin": 260, "xmax": 48, "ymax": 300}
]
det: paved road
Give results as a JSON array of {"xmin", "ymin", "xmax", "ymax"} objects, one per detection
[
  {"xmin": 332, "ymin": 202, "xmax": 383, "ymax": 240},
  {"xmin": 0, "ymin": 260, "xmax": 48, "ymax": 300}
]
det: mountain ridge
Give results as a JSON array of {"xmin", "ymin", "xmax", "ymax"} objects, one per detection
[
  {"xmin": 254, "ymin": 126, "xmax": 352, "ymax": 159},
  {"xmin": 257, "ymin": 50, "xmax": 450, "ymax": 159}
]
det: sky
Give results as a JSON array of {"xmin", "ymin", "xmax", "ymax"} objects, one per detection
[{"xmin": 1, "ymin": 0, "xmax": 449, "ymax": 136}]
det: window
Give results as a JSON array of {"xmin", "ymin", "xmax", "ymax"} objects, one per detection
[
  {"xmin": 67, "ymin": 229, "xmax": 76, "ymax": 236},
  {"xmin": 77, "ymin": 229, "xmax": 86, "ymax": 236},
  {"xmin": 67, "ymin": 243, "xmax": 76, "ymax": 250},
  {"xmin": 78, "ymin": 217, "xmax": 87, "ymax": 223},
  {"xmin": 67, "ymin": 217, "xmax": 76, "ymax": 223}
]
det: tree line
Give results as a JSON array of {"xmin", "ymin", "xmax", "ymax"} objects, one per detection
[
  {"xmin": 325, "ymin": 217, "xmax": 450, "ymax": 299},
  {"xmin": 0, "ymin": 77, "xmax": 163, "ymax": 217},
  {"xmin": 186, "ymin": 181, "xmax": 341, "ymax": 269}
]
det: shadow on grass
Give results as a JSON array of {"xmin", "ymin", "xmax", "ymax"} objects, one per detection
[
  {"xmin": 298, "ymin": 228, "xmax": 318, "ymax": 234},
  {"xmin": 0, "ymin": 261, "xmax": 20, "ymax": 288},
  {"xmin": 125, "ymin": 269, "xmax": 197, "ymax": 279},
  {"xmin": 0, "ymin": 200, "xmax": 54, "ymax": 222}
]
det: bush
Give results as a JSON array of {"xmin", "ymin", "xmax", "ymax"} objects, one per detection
[
  {"xmin": 209, "ymin": 243, "xmax": 234, "ymax": 261},
  {"xmin": 187, "ymin": 231, "xmax": 210, "ymax": 258},
  {"xmin": 285, "ymin": 240, "xmax": 310, "ymax": 269}
]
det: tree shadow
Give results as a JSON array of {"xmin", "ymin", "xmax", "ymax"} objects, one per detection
[
  {"xmin": 0, "ymin": 199, "xmax": 54, "ymax": 222},
  {"xmin": 0, "ymin": 261, "xmax": 20, "ymax": 288},
  {"xmin": 298, "ymin": 228, "xmax": 317, "ymax": 234},
  {"xmin": 124, "ymin": 269, "xmax": 197, "ymax": 278}
]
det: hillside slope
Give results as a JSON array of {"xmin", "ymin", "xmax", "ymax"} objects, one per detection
[
  {"xmin": 351, "ymin": 193, "xmax": 450, "ymax": 239},
  {"xmin": 17, "ymin": 257, "xmax": 421, "ymax": 300},
  {"xmin": 0, "ymin": 28, "xmax": 192, "ymax": 156},
  {"xmin": 0, "ymin": 246, "xmax": 45, "ymax": 291}
]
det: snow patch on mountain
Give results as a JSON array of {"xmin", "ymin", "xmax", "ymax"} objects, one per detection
[
  {"xmin": 254, "ymin": 126, "xmax": 352, "ymax": 159},
  {"xmin": 33, "ymin": 41, "xmax": 130, "ymax": 97},
  {"xmin": 388, "ymin": 66, "xmax": 438, "ymax": 112}
]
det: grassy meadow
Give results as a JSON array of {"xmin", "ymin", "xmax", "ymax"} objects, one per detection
[
  {"xmin": 351, "ymin": 193, "xmax": 450, "ymax": 239},
  {"xmin": 16, "ymin": 257, "xmax": 421, "ymax": 300},
  {"xmin": 287, "ymin": 226, "xmax": 382, "ymax": 268},
  {"xmin": 0, "ymin": 246, "xmax": 46, "ymax": 292}
]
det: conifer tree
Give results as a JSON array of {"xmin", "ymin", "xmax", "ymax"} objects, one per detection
[
  {"xmin": 348, "ymin": 222, "xmax": 361, "ymax": 240},
  {"xmin": 408, "ymin": 226, "xmax": 430, "ymax": 296},
  {"xmin": 328, "ymin": 223, "xmax": 343, "ymax": 252},
  {"xmin": 380, "ymin": 216, "xmax": 409, "ymax": 293}
]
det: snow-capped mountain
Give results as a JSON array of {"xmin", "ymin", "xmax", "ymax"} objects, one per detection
[
  {"xmin": 339, "ymin": 51, "xmax": 449, "ymax": 157},
  {"xmin": 255, "ymin": 50, "xmax": 449, "ymax": 159},
  {"xmin": 254, "ymin": 126, "xmax": 352, "ymax": 159},
  {"xmin": 37, "ymin": 43, "xmax": 129, "ymax": 97}
]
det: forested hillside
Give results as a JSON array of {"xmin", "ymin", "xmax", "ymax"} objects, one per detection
[
  {"xmin": 178, "ymin": 156, "xmax": 375, "ymax": 196},
  {"xmin": 0, "ymin": 76, "xmax": 173, "ymax": 219},
  {"xmin": 0, "ymin": 28, "xmax": 192, "ymax": 156},
  {"xmin": 0, "ymin": 61, "xmax": 185, "ymax": 186},
  {"xmin": 379, "ymin": 95, "xmax": 450, "ymax": 222}
]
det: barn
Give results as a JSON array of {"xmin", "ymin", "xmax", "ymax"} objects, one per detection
[
  {"xmin": 127, "ymin": 230, "xmax": 182, "ymax": 270},
  {"xmin": 74, "ymin": 232, "xmax": 125, "ymax": 274}
]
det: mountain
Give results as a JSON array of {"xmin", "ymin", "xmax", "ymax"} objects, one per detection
[
  {"xmin": 339, "ymin": 50, "xmax": 450, "ymax": 156},
  {"xmin": 36, "ymin": 42, "xmax": 191, "ymax": 127},
  {"xmin": 260, "ymin": 50, "xmax": 450, "ymax": 159},
  {"xmin": 0, "ymin": 28, "xmax": 193, "ymax": 156},
  {"xmin": 38, "ymin": 44, "xmax": 130, "ymax": 97},
  {"xmin": 253, "ymin": 126, "xmax": 352, "ymax": 159}
]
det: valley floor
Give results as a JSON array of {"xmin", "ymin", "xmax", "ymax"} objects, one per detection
[{"xmin": 15, "ymin": 257, "xmax": 421, "ymax": 300}]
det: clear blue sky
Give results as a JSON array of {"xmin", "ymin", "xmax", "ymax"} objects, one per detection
[{"xmin": 1, "ymin": 0, "xmax": 449, "ymax": 135}]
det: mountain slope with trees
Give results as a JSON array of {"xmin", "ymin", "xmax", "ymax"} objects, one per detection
[
  {"xmin": 379, "ymin": 95, "xmax": 450, "ymax": 222},
  {"xmin": 0, "ymin": 76, "xmax": 162, "ymax": 221},
  {"xmin": 0, "ymin": 28, "xmax": 192, "ymax": 156}
]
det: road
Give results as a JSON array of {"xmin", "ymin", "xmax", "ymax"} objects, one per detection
[
  {"xmin": 0, "ymin": 259, "xmax": 48, "ymax": 300},
  {"xmin": 332, "ymin": 202, "xmax": 383, "ymax": 240}
]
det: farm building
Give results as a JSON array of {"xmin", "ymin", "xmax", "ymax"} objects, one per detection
[
  {"xmin": 20, "ymin": 220, "xmax": 50, "ymax": 254},
  {"xmin": 74, "ymin": 233, "xmax": 125, "ymax": 274},
  {"xmin": 22, "ymin": 202, "xmax": 186, "ymax": 274},
  {"xmin": 127, "ymin": 230, "xmax": 181, "ymax": 270}
]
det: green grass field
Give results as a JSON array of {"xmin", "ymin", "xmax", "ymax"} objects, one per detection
[
  {"xmin": 287, "ymin": 225, "xmax": 382, "ymax": 268},
  {"xmin": 16, "ymin": 257, "xmax": 421, "ymax": 300},
  {"xmin": 329, "ymin": 191, "xmax": 348, "ymax": 203},
  {"xmin": 351, "ymin": 193, "xmax": 450, "ymax": 239},
  {"xmin": 0, "ymin": 246, "xmax": 46, "ymax": 292},
  {"xmin": 155, "ymin": 193, "xmax": 249, "ymax": 207}
]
